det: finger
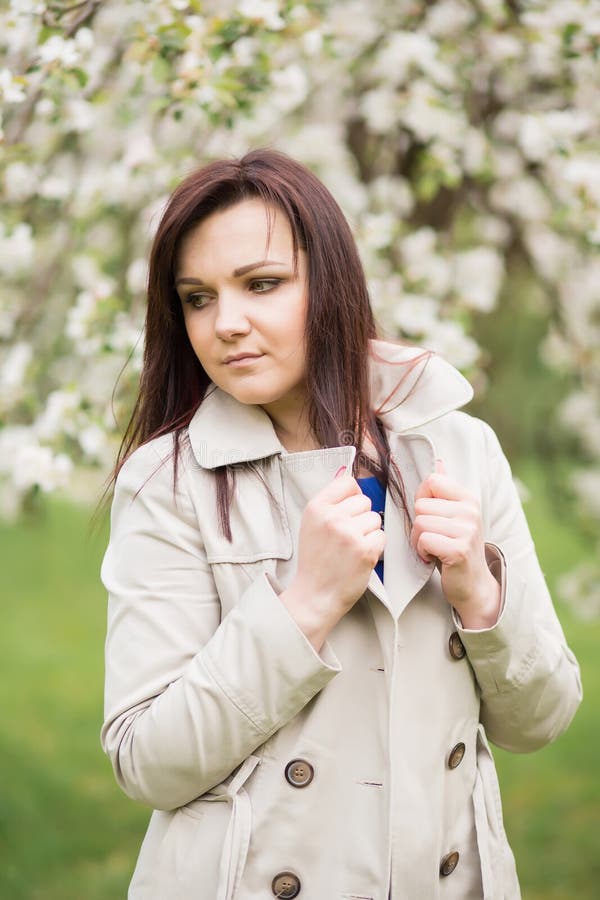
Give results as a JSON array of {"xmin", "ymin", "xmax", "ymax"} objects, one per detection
[
  {"xmin": 412, "ymin": 515, "xmax": 465, "ymax": 544},
  {"xmin": 363, "ymin": 527, "xmax": 386, "ymax": 562},
  {"xmin": 410, "ymin": 516, "xmax": 464, "ymax": 556},
  {"xmin": 337, "ymin": 493, "xmax": 373, "ymax": 517},
  {"xmin": 415, "ymin": 472, "xmax": 474, "ymax": 503},
  {"xmin": 318, "ymin": 472, "xmax": 362, "ymax": 503},
  {"xmin": 413, "ymin": 497, "xmax": 461, "ymax": 518},
  {"xmin": 358, "ymin": 510, "xmax": 383, "ymax": 535},
  {"xmin": 417, "ymin": 531, "xmax": 461, "ymax": 564},
  {"xmin": 435, "ymin": 458, "xmax": 447, "ymax": 476}
]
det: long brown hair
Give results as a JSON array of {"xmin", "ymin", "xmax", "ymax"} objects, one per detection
[{"xmin": 113, "ymin": 147, "xmax": 419, "ymax": 538}]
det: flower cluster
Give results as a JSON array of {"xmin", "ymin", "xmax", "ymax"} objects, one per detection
[{"xmin": 1, "ymin": 0, "xmax": 599, "ymax": 617}]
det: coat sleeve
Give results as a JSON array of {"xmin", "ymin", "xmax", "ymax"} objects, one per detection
[
  {"xmin": 100, "ymin": 439, "xmax": 341, "ymax": 810},
  {"xmin": 453, "ymin": 419, "xmax": 582, "ymax": 753}
]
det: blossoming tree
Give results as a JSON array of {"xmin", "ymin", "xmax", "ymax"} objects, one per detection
[{"xmin": 1, "ymin": 0, "xmax": 599, "ymax": 614}]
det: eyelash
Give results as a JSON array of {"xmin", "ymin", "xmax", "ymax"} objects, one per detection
[{"xmin": 185, "ymin": 278, "xmax": 283, "ymax": 309}]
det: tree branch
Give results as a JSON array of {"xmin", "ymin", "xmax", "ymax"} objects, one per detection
[{"xmin": 5, "ymin": 0, "xmax": 104, "ymax": 146}]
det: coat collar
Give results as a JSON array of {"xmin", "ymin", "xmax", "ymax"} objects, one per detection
[{"xmin": 187, "ymin": 339, "xmax": 473, "ymax": 469}]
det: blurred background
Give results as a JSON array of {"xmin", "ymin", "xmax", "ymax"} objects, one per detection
[{"xmin": 1, "ymin": 1, "xmax": 599, "ymax": 897}]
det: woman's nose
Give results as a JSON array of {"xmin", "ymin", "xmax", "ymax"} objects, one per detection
[{"xmin": 214, "ymin": 292, "xmax": 251, "ymax": 340}]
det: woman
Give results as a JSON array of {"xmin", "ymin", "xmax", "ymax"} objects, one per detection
[{"xmin": 101, "ymin": 148, "xmax": 582, "ymax": 900}]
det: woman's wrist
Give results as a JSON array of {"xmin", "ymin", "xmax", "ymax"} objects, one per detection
[
  {"xmin": 278, "ymin": 581, "xmax": 337, "ymax": 653},
  {"xmin": 455, "ymin": 570, "xmax": 502, "ymax": 631}
]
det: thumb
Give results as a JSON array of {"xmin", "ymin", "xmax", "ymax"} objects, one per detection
[{"xmin": 435, "ymin": 458, "xmax": 447, "ymax": 476}]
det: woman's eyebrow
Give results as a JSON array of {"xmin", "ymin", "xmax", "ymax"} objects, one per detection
[
  {"xmin": 175, "ymin": 259, "xmax": 287, "ymax": 287},
  {"xmin": 234, "ymin": 259, "xmax": 287, "ymax": 276}
]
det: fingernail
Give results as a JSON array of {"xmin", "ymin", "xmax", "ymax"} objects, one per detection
[{"xmin": 334, "ymin": 465, "xmax": 347, "ymax": 478}]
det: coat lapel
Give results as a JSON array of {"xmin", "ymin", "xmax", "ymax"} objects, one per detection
[{"xmin": 379, "ymin": 431, "xmax": 437, "ymax": 620}]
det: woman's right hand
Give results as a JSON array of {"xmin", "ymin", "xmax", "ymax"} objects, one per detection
[{"xmin": 279, "ymin": 466, "xmax": 385, "ymax": 652}]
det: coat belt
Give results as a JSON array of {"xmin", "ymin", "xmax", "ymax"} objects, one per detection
[{"xmin": 207, "ymin": 755, "xmax": 262, "ymax": 900}]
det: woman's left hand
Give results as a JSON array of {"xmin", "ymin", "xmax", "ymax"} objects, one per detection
[{"xmin": 411, "ymin": 460, "xmax": 501, "ymax": 629}]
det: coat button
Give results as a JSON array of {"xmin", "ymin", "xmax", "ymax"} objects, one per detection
[
  {"xmin": 448, "ymin": 742, "xmax": 466, "ymax": 769},
  {"xmin": 272, "ymin": 871, "xmax": 301, "ymax": 898},
  {"xmin": 284, "ymin": 759, "xmax": 314, "ymax": 788},
  {"xmin": 440, "ymin": 851, "xmax": 460, "ymax": 877},
  {"xmin": 448, "ymin": 631, "xmax": 466, "ymax": 660}
]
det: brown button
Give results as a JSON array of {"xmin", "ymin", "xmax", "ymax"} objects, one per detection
[
  {"xmin": 272, "ymin": 871, "xmax": 301, "ymax": 898},
  {"xmin": 284, "ymin": 759, "xmax": 314, "ymax": 788},
  {"xmin": 448, "ymin": 742, "xmax": 466, "ymax": 769},
  {"xmin": 448, "ymin": 631, "xmax": 466, "ymax": 660},
  {"xmin": 440, "ymin": 851, "xmax": 460, "ymax": 877}
]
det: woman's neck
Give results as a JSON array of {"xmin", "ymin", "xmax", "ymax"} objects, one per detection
[
  {"xmin": 271, "ymin": 413, "xmax": 380, "ymax": 475},
  {"xmin": 272, "ymin": 420, "xmax": 320, "ymax": 453}
]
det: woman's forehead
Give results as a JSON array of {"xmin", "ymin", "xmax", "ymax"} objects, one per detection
[{"xmin": 177, "ymin": 199, "xmax": 299, "ymax": 273}]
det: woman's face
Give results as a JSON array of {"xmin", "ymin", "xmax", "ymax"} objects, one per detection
[{"xmin": 176, "ymin": 198, "xmax": 309, "ymax": 427}]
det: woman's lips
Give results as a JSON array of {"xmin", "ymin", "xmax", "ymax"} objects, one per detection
[{"xmin": 224, "ymin": 354, "xmax": 264, "ymax": 367}]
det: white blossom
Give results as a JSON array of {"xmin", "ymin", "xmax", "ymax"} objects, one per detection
[
  {"xmin": 559, "ymin": 562, "xmax": 600, "ymax": 621},
  {"xmin": 0, "ymin": 341, "xmax": 32, "ymax": 404},
  {"xmin": 539, "ymin": 329, "xmax": 576, "ymax": 372},
  {"xmin": 401, "ymin": 80, "xmax": 466, "ymax": 146},
  {"xmin": 9, "ymin": 0, "xmax": 44, "ymax": 15},
  {"xmin": 126, "ymin": 258, "xmax": 148, "ymax": 295},
  {"xmin": 231, "ymin": 36, "xmax": 259, "ymax": 67},
  {"xmin": 570, "ymin": 469, "xmax": 600, "ymax": 520},
  {"xmin": 453, "ymin": 247, "xmax": 504, "ymax": 312},
  {"xmin": 490, "ymin": 177, "xmax": 552, "ymax": 222},
  {"xmin": 270, "ymin": 64, "xmax": 308, "ymax": 112},
  {"xmin": 237, "ymin": 0, "xmax": 285, "ymax": 30},
  {"xmin": 562, "ymin": 155, "xmax": 600, "ymax": 207},
  {"xmin": 369, "ymin": 176, "xmax": 414, "ymax": 217},
  {"xmin": 518, "ymin": 111, "xmax": 594, "ymax": 162},
  {"xmin": 481, "ymin": 33, "xmax": 522, "ymax": 64},
  {"xmin": 475, "ymin": 216, "xmax": 511, "ymax": 247},
  {"xmin": 0, "ymin": 68, "xmax": 26, "ymax": 103},
  {"xmin": 425, "ymin": 0, "xmax": 474, "ymax": 37},
  {"xmin": 12, "ymin": 443, "xmax": 73, "ymax": 493},
  {"xmin": 360, "ymin": 88, "xmax": 399, "ymax": 134},
  {"xmin": 393, "ymin": 294, "xmax": 440, "ymax": 336},
  {"xmin": 400, "ymin": 228, "xmax": 452, "ymax": 297},
  {"xmin": 524, "ymin": 226, "xmax": 576, "ymax": 283},
  {"xmin": 79, "ymin": 423, "xmax": 108, "ymax": 460},
  {"xmin": 64, "ymin": 97, "xmax": 96, "ymax": 133},
  {"xmin": 4, "ymin": 161, "xmax": 40, "ymax": 202},
  {"xmin": 360, "ymin": 212, "xmax": 397, "ymax": 251},
  {"xmin": 462, "ymin": 128, "xmax": 489, "ymax": 176},
  {"xmin": 424, "ymin": 319, "xmax": 480, "ymax": 369},
  {"xmin": 302, "ymin": 29, "xmax": 324, "ymax": 55},
  {"xmin": 37, "ymin": 35, "xmax": 81, "ymax": 67},
  {"xmin": 38, "ymin": 173, "xmax": 72, "ymax": 200},
  {"xmin": 122, "ymin": 133, "xmax": 157, "ymax": 170},
  {"xmin": 373, "ymin": 32, "xmax": 455, "ymax": 90},
  {"xmin": 0, "ymin": 223, "xmax": 34, "ymax": 276},
  {"xmin": 35, "ymin": 390, "xmax": 81, "ymax": 441}
]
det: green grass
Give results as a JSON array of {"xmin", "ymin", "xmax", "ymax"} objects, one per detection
[
  {"xmin": 0, "ymin": 501, "xmax": 147, "ymax": 900},
  {"xmin": 0, "ymin": 463, "xmax": 597, "ymax": 899},
  {"xmin": 493, "ymin": 460, "xmax": 600, "ymax": 899}
]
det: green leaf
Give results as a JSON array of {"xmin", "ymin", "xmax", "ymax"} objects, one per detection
[
  {"xmin": 37, "ymin": 25, "xmax": 63, "ymax": 45},
  {"xmin": 562, "ymin": 22, "xmax": 581, "ymax": 45},
  {"xmin": 71, "ymin": 68, "xmax": 89, "ymax": 88},
  {"xmin": 151, "ymin": 54, "xmax": 172, "ymax": 83}
]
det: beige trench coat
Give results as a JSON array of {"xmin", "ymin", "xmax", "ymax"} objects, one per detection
[{"xmin": 101, "ymin": 340, "xmax": 582, "ymax": 900}]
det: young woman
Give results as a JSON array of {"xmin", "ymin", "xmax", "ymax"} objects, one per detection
[{"xmin": 101, "ymin": 148, "xmax": 582, "ymax": 900}]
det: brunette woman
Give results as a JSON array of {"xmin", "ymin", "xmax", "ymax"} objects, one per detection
[{"xmin": 101, "ymin": 148, "xmax": 581, "ymax": 900}]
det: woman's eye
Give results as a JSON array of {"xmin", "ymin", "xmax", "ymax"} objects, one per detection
[
  {"xmin": 186, "ymin": 293, "xmax": 212, "ymax": 309},
  {"xmin": 250, "ymin": 278, "xmax": 282, "ymax": 293}
]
